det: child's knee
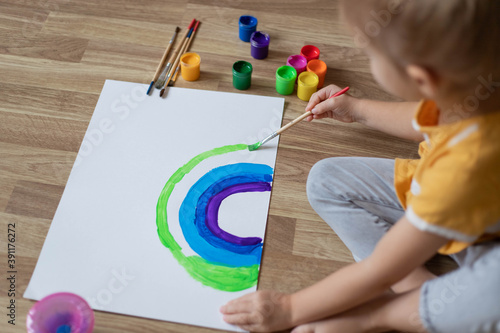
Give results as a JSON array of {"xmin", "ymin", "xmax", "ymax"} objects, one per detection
[
  {"xmin": 306, "ymin": 158, "xmax": 338, "ymax": 207},
  {"xmin": 306, "ymin": 157, "xmax": 355, "ymax": 205}
]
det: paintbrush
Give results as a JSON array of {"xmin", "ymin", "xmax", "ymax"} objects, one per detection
[
  {"xmin": 147, "ymin": 26, "xmax": 180, "ymax": 95},
  {"xmin": 168, "ymin": 20, "xmax": 200, "ymax": 86},
  {"xmin": 248, "ymin": 86, "xmax": 350, "ymax": 151},
  {"xmin": 155, "ymin": 19, "xmax": 196, "ymax": 89},
  {"xmin": 160, "ymin": 20, "xmax": 197, "ymax": 97}
]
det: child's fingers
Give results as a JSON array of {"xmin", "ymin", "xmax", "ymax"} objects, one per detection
[
  {"xmin": 305, "ymin": 84, "xmax": 342, "ymax": 112},
  {"xmin": 222, "ymin": 312, "xmax": 260, "ymax": 326},
  {"xmin": 305, "ymin": 87, "xmax": 332, "ymax": 111},
  {"xmin": 311, "ymin": 98, "xmax": 336, "ymax": 117},
  {"xmin": 291, "ymin": 324, "xmax": 313, "ymax": 333},
  {"xmin": 220, "ymin": 300, "xmax": 252, "ymax": 314}
]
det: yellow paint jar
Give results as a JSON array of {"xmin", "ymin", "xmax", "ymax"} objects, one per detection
[
  {"xmin": 297, "ymin": 71, "xmax": 319, "ymax": 101},
  {"xmin": 180, "ymin": 52, "xmax": 201, "ymax": 81}
]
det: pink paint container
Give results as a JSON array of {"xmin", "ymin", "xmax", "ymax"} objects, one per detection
[
  {"xmin": 250, "ymin": 31, "xmax": 270, "ymax": 59},
  {"xmin": 300, "ymin": 45, "xmax": 320, "ymax": 62},
  {"xmin": 286, "ymin": 55, "xmax": 308, "ymax": 80},
  {"xmin": 27, "ymin": 292, "xmax": 94, "ymax": 333}
]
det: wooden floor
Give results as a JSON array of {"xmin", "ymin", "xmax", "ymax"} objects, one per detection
[{"xmin": 0, "ymin": 0, "xmax": 456, "ymax": 332}]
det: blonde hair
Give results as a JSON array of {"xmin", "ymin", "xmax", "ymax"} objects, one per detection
[{"xmin": 341, "ymin": 0, "xmax": 500, "ymax": 90}]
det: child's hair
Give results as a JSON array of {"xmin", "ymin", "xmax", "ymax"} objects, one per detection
[{"xmin": 341, "ymin": 0, "xmax": 500, "ymax": 91}]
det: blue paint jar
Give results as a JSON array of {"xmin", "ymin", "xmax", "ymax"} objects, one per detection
[
  {"xmin": 250, "ymin": 31, "xmax": 270, "ymax": 59},
  {"xmin": 239, "ymin": 15, "xmax": 257, "ymax": 42}
]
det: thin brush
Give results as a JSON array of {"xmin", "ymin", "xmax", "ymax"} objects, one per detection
[
  {"xmin": 248, "ymin": 86, "xmax": 350, "ymax": 151},
  {"xmin": 168, "ymin": 20, "xmax": 200, "ymax": 86},
  {"xmin": 160, "ymin": 20, "xmax": 197, "ymax": 97},
  {"xmin": 147, "ymin": 26, "xmax": 180, "ymax": 95},
  {"xmin": 156, "ymin": 19, "xmax": 196, "ymax": 89}
]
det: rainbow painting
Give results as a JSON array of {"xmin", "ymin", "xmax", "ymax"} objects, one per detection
[
  {"xmin": 25, "ymin": 80, "xmax": 284, "ymax": 331},
  {"xmin": 156, "ymin": 144, "xmax": 273, "ymax": 292}
]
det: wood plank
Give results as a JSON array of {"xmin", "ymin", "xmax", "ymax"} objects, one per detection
[
  {"xmin": 42, "ymin": 12, "xmax": 184, "ymax": 47},
  {"xmin": 0, "ymin": 142, "xmax": 75, "ymax": 186},
  {"xmin": 5, "ymin": 180, "xmax": 64, "ymax": 220},
  {"xmin": 0, "ymin": 82, "xmax": 97, "ymax": 121},
  {"xmin": 0, "ymin": 29, "xmax": 89, "ymax": 62},
  {"xmin": 293, "ymin": 218, "xmax": 354, "ymax": 263},
  {"xmin": 264, "ymin": 215, "xmax": 297, "ymax": 254},
  {"xmin": 55, "ymin": 0, "xmax": 188, "ymax": 25},
  {"xmin": 0, "ymin": 2, "xmax": 49, "ymax": 35},
  {"xmin": 0, "ymin": 111, "xmax": 86, "ymax": 152},
  {"xmin": 0, "ymin": 176, "xmax": 16, "ymax": 212},
  {"xmin": 259, "ymin": 251, "xmax": 346, "ymax": 293}
]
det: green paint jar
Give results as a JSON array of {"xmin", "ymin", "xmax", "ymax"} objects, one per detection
[
  {"xmin": 232, "ymin": 61, "xmax": 253, "ymax": 90},
  {"xmin": 275, "ymin": 65, "xmax": 297, "ymax": 95}
]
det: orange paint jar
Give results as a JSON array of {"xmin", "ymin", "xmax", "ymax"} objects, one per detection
[
  {"xmin": 306, "ymin": 59, "xmax": 327, "ymax": 88},
  {"xmin": 180, "ymin": 52, "xmax": 201, "ymax": 81}
]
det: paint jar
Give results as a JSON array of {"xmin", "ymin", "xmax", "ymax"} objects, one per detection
[
  {"xmin": 180, "ymin": 52, "xmax": 201, "ymax": 81},
  {"xmin": 250, "ymin": 31, "xmax": 270, "ymax": 59},
  {"xmin": 239, "ymin": 15, "xmax": 258, "ymax": 42},
  {"xmin": 306, "ymin": 59, "xmax": 327, "ymax": 88},
  {"xmin": 232, "ymin": 60, "xmax": 253, "ymax": 90},
  {"xmin": 27, "ymin": 292, "xmax": 94, "ymax": 333},
  {"xmin": 300, "ymin": 45, "xmax": 320, "ymax": 62},
  {"xmin": 297, "ymin": 71, "xmax": 319, "ymax": 101},
  {"xmin": 275, "ymin": 65, "xmax": 297, "ymax": 95},
  {"xmin": 286, "ymin": 55, "xmax": 308, "ymax": 80}
]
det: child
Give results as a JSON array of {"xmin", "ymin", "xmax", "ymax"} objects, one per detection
[{"xmin": 221, "ymin": 0, "xmax": 500, "ymax": 332}]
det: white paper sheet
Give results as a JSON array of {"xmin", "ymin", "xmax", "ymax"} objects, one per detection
[{"xmin": 24, "ymin": 80, "xmax": 284, "ymax": 331}]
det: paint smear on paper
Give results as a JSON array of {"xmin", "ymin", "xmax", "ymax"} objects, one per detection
[{"xmin": 156, "ymin": 144, "xmax": 273, "ymax": 291}]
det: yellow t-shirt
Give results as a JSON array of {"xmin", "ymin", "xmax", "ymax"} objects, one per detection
[{"xmin": 394, "ymin": 100, "xmax": 500, "ymax": 254}]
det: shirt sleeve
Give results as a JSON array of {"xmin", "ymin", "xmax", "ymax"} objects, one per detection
[{"xmin": 405, "ymin": 138, "xmax": 500, "ymax": 244}]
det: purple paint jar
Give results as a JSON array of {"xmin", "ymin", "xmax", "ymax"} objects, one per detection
[
  {"xmin": 250, "ymin": 31, "xmax": 270, "ymax": 59},
  {"xmin": 239, "ymin": 15, "xmax": 258, "ymax": 42},
  {"xmin": 286, "ymin": 55, "xmax": 308, "ymax": 80}
]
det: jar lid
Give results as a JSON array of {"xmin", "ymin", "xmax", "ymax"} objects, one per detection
[
  {"xmin": 239, "ymin": 15, "xmax": 258, "ymax": 28},
  {"xmin": 250, "ymin": 31, "xmax": 270, "ymax": 47}
]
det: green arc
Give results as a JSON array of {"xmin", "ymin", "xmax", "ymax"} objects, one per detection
[{"xmin": 156, "ymin": 144, "xmax": 261, "ymax": 292}]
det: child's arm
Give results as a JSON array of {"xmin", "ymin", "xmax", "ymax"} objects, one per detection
[
  {"xmin": 305, "ymin": 85, "xmax": 424, "ymax": 142},
  {"xmin": 221, "ymin": 216, "xmax": 448, "ymax": 332}
]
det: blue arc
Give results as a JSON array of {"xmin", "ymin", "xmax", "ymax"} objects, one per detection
[{"xmin": 179, "ymin": 163, "xmax": 273, "ymax": 267}]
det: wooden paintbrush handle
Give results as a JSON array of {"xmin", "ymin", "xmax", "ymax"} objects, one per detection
[
  {"xmin": 164, "ymin": 36, "xmax": 190, "ymax": 87},
  {"xmin": 275, "ymin": 87, "xmax": 350, "ymax": 135},
  {"xmin": 166, "ymin": 27, "xmax": 191, "ymax": 67},
  {"xmin": 153, "ymin": 42, "xmax": 175, "ymax": 82},
  {"xmin": 276, "ymin": 111, "xmax": 312, "ymax": 135}
]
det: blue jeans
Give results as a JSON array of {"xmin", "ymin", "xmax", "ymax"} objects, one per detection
[{"xmin": 307, "ymin": 157, "xmax": 500, "ymax": 333}]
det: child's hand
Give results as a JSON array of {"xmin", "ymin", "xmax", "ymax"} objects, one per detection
[
  {"xmin": 220, "ymin": 290, "xmax": 293, "ymax": 332},
  {"xmin": 305, "ymin": 84, "xmax": 358, "ymax": 122}
]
